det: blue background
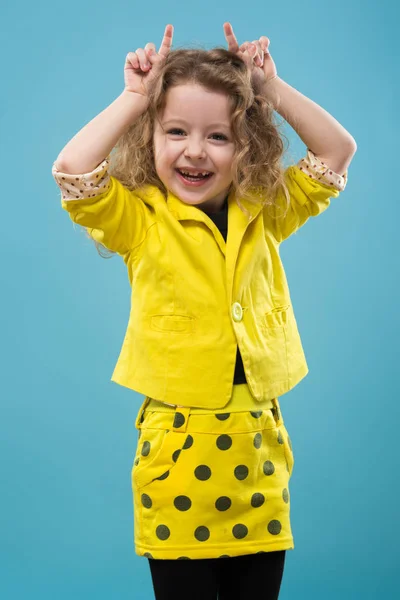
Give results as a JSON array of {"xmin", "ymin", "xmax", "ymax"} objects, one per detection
[{"xmin": 1, "ymin": 1, "xmax": 398, "ymax": 598}]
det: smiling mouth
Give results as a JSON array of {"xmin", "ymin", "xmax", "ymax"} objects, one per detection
[{"xmin": 175, "ymin": 169, "xmax": 213, "ymax": 181}]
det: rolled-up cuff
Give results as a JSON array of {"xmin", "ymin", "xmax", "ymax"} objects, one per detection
[
  {"xmin": 297, "ymin": 148, "xmax": 347, "ymax": 192},
  {"xmin": 52, "ymin": 156, "xmax": 111, "ymax": 200}
]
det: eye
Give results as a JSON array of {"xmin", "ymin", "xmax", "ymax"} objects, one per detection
[
  {"xmin": 210, "ymin": 133, "xmax": 228, "ymax": 141},
  {"xmin": 167, "ymin": 128, "xmax": 185, "ymax": 136}
]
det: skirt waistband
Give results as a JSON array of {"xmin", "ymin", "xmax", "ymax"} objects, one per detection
[
  {"xmin": 135, "ymin": 396, "xmax": 283, "ymax": 434},
  {"xmin": 144, "ymin": 384, "xmax": 275, "ymax": 414},
  {"xmin": 135, "ymin": 385, "xmax": 282, "ymax": 431}
]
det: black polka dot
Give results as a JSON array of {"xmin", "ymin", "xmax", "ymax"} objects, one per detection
[
  {"xmin": 263, "ymin": 460, "xmax": 275, "ymax": 476},
  {"xmin": 195, "ymin": 465, "xmax": 211, "ymax": 480},
  {"xmin": 194, "ymin": 526, "xmax": 210, "ymax": 542},
  {"xmin": 216, "ymin": 434, "xmax": 232, "ymax": 450},
  {"xmin": 219, "ymin": 554, "xmax": 230, "ymax": 558},
  {"xmin": 282, "ymin": 488, "xmax": 289, "ymax": 503},
  {"xmin": 216, "ymin": 413, "xmax": 230, "ymax": 421},
  {"xmin": 156, "ymin": 470, "xmax": 170, "ymax": 481},
  {"xmin": 215, "ymin": 496, "xmax": 232, "ymax": 511},
  {"xmin": 233, "ymin": 524, "xmax": 248, "ymax": 539},
  {"xmin": 177, "ymin": 556, "xmax": 191, "ymax": 560},
  {"xmin": 251, "ymin": 493, "xmax": 265, "ymax": 508},
  {"xmin": 156, "ymin": 525, "xmax": 170, "ymax": 540},
  {"xmin": 141, "ymin": 441, "xmax": 151, "ymax": 457},
  {"xmin": 250, "ymin": 411, "xmax": 262, "ymax": 418},
  {"xmin": 174, "ymin": 495, "xmax": 192, "ymax": 511},
  {"xmin": 141, "ymin": 493, "xmax": 152, "ymax": 509},
  {"xmin": 234, "ymin": 465, "xmax": 249, "ymax": 480},
  {"xmin": 268, "ymin": 520, "xmax": 282, "ymax": 535},
  {"xmin": 134, "ymin": 457, "xmax": 140, "ymax": 466},
  {"xmin": 183, "ymin": 435, "xmax": 193, "ymax": 450},
  {"xmin": 288, "ymin": 436, "xmax": 292, "ymax": 451},
  {"xmin": 172, "ymin": 449, "xmax": 181, "ymax": 462},
  {"xmin": 144, "ymin": 552, "xmax": 153, "ymax": 558},
  {"xmin": 253, "ymin": 433, "xmax": 262, "ymax": 449},
  {"xmin": 173, "ymin": 412, "xmax": 185, "ymax": 429},
  {"xmin": 277, "ymin": 430, "xmax": 284, "ymax": 444}
]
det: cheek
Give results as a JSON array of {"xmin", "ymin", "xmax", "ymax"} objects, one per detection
[
  {"xmin": 217, "ymin": 149, "xmax": 236, "ymax": 174},
  {"xmin": 154, "ymin": 141, "xmax": 169, "ymax": 172},
  {"xmin": 157, "ymin": 142, "xmax": 180, "ymax": 169}
]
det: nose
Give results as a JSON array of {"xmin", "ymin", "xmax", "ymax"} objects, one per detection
[{"xmin": 184, "ymin": 136, "xmax": 206, "ymax": 159}]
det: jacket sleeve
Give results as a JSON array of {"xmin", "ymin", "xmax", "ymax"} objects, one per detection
[
  {"xmin": 265, "ymin": 148, "xmax": 348, "ymax": 243},
  {"xmin": 52, "ymin": 156, "xmax": 148, "ymax": 256}
]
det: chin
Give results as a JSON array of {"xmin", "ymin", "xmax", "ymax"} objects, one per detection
[{"xmin": 169, "ymin": 184, "xmax": 213, "ymax": 204}]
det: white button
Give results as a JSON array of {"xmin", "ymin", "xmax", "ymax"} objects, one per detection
[{"xmin": 232, "ymin": 302, "xmax": 243, "ymax": 322}]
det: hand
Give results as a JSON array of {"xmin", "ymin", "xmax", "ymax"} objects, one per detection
[
  {"xmin": 124, "ymin": 24, "xmax": 174, "ymax": 97},
  {"xmin": 223, "ymin": 22, "xmax": 278, "ymax": 89}
]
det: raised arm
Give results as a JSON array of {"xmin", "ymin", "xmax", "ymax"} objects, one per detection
[{"xmin": 54, "ymin": 24, "xmax": 174, "ymax": 174}]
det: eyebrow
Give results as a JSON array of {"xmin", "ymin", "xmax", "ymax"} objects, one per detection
[{"xmin": 162, "ymin": 119, "xmax": 231, "ymax": 130}]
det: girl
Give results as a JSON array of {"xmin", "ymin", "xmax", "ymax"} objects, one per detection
[{"xmin": 52, "ymin": 22, "xmax": 356, "ymax": 600}]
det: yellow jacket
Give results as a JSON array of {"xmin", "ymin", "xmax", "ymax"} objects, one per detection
[{"xmin": 56, "ymin": 157, "xmax": 345, "ymax": 409}]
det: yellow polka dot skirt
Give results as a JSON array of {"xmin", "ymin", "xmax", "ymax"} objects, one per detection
[{"xmin": 131, "ymin": 396, "xmax": 295, "ymax": 560}]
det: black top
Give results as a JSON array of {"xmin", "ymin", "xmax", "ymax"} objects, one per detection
[{"xmin": 202, "ymin": 196, "xmax": 246, "ymax": 385}]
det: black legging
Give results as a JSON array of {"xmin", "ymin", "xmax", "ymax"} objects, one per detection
[{"xmin": 148, "ymin": 550, "xmax": 286, "ymax": 600}]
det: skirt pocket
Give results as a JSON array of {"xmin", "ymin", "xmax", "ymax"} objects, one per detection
[
  {"xmin": 271, "ymin": 401, "xmax": 294, "ymax": 478},
  {"xmin": 132, "ymin": 421, "xmax": 184, "ymax": 490},
  {"xmin": 280, "ymin": 423, "xmax": 294, "ymax": 477}
]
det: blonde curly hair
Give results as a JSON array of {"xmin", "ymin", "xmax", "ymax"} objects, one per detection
[{"xmin": 91, "ymin": 47, "xmax": 291, "ymax": 257}]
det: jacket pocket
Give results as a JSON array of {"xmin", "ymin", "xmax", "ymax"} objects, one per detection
[
  {"xmin": 132, "ymin": 424, "xmax": 184, "ymax": 490},
  {"xmin": 264, "ymin": 305, "xmax": 290, "ymax": 328},
  {"xmin": 260, "ymin": 306, "xmax": 290, "ymax": 383},
  {"xmin": 150, "ymin": 314, "xmax": 194, "ymax": 333}
]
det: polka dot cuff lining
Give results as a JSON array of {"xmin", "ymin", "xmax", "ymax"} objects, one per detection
[
  {"xmin": 52, "ymin": 156, "xmax": 111, "ymax": 200},
  {"xmin": 296, "ymin": 148, "xmax": 347, "ymax": 192}
]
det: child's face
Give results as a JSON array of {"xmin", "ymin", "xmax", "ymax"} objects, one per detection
[{"xmin": 153, "ymin": 83, "xmax": 236, "ymax": 214}]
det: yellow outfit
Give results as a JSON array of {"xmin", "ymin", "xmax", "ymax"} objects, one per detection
[{"xmin": 52, "ymin": 149, "xmax": 348, "ymax": 559}]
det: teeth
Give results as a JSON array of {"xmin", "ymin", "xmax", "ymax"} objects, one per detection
[{"xmin": 180, "ymin": 170, "xmax": 210, "ymax": 176}]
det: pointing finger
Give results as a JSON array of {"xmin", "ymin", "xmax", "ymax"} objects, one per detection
[
  {"xmin": 158, "ymin": 24, "xmax": 174, "ymax": 57},
  {"xmin": 223, "ymin": 22, "xmax": 240, "ymax": 53}
]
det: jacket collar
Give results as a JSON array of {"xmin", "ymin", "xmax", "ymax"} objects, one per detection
[{"xmin": 136, "ymin": 184, "xmax": 264, "ymax": 258}]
